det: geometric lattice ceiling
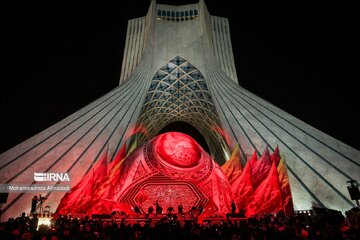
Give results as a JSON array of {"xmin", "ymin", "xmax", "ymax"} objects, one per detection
[{"xmin": 135, "ymin": 55, "xmax": 228, "ymax": 164}]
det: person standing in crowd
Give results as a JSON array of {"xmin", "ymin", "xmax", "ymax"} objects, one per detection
[
  {"xmin": 177, "ymin": 204, "xmax": 183, "ymax": 215},
  {"xmin": 154, "ymin": 200, "xmax": 162, "ymax": 215},
  {"xmin": 167, "ymin": 205, "xmax": 174, "ymax": 214},
  {"xmin": 30, "ymin": 195, "xmax": 38, "ymax": 215}
]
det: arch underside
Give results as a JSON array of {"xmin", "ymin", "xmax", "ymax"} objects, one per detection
[{"xmin": 134, "ymin": 55, "xmax": 228, "ymax": 164}]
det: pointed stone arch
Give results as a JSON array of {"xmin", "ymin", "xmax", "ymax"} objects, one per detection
[{"xmin": 134, "ymin": 55, "xmax": 229, "ymax": 164}]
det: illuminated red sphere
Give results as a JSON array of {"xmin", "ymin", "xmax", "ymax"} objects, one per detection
[{"xmin": 154, "ymin": 132, "xmax": 201, "ymax": 167}]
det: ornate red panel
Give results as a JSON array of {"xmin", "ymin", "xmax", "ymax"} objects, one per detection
[{"xmin": 121, "ymin": 174, "xmax": 208, "ymax": 213}]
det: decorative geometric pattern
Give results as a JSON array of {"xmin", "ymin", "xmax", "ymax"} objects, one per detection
[
  {"xmin": 121, "ymin": 174, "xmax": 207, "ymax": 214},
  {"xmin": 136, "ymin": 56, "xmax": 226, "ymax": 162},
  {"xmin": 140, "ymin": 183, "xmax": 199, "ymax": 213},
  {"xmin": 132, "ymin": 161, "xmax": 148, "ymax": 181}
]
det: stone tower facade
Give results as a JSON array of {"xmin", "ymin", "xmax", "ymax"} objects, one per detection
[{"xmin": 0, "ymin": 0, "xmax": 359, "ymax": 220}]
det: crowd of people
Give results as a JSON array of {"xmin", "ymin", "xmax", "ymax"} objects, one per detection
[{"xmin": 0, "ymin": 207, "xmax": 359, "ymax": 239}]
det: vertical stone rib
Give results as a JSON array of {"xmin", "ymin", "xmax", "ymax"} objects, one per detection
[
  {"xmin": 123, "ymin": 20, "xmax": 134, "ymax": 81},
  {"xmin": 120, "ymin": 20, "xmax": 131, "ymax": 83},
  {"xmin": 223, "ymin": 18, "xmax": 238, "ymax": 83},
  {"xmin": 120, "ymin": 17, "xmax": 147, "ymax": 84},
  {"xmin": 211, "ymin": 17, "xmax": 219, "ymax": 58},
  {"xmin": 214, "ymin": 18, "xmax": 224, "ymax": 70},
  {"xmin": 219, "ymin": 18, "xmax": 231, "ymax": 77},
  {"xmin": 132, "ymin": 18, "xmax": 140, "ymax": 70},
  {"xmin": 139, "ymin": 18, "xmax": 145, "ymax": 58},
  {"xmin": 127, "ymin": 20, "xmax": 137, "ymax": 78}
]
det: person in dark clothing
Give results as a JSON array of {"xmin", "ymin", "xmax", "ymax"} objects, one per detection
[
  {"xmin": 30, "ymin": 213, "xmax": 38, "ymax": 232},
  {"xmin": 31, "ymin": 195, "xmax": 38, "ymax": 214},
  {"xmin": 133, "ymin": 205, "xmax": 141, "ymax": 213},
  {"xmin": 154, "ymin": 200, "xmax": 162, "ymax": 215},
  {"xmin": 167, "ymin": 206, "xmax": 174, "ymax": 217},
  {"xmin": 19, "ymin": 212, "xmax": 29, "ymax": 228},
  {"xmin": 177, "ymin": 204, "xmax": 183, "ymax": 215},
  {"xmin": 148, "ymin": 206, "xmax": 154, "ymax": 214}
]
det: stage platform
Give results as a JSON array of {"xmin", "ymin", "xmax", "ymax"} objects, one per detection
[{"xmin": 54, "ymin": 212, "xmax": 249, "ymax": 226}]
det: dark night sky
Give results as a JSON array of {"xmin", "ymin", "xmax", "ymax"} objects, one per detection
[{"xmin": 3, "ymin": 0, "xmax": 358, "ymax": 153}]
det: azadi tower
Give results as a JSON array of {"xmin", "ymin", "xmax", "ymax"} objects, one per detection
[{"xmin": 0, "ymin": 0, "xmax": 359, "ymax": 220}]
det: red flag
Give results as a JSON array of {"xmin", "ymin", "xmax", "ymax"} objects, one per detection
[
  {"xmin": 54, "ymin": 148, "xmax": 109, "ymax": 217},
  {"xmin": 246, "ymin": 161, "xmax": 283, "ymax": 217},
  {"xmin": 109, "ymin": 143, "xmax": 127, "ymax": 169},
  {"xmin": 249, "ymin": 150, "xmax": 258, "ymax": 168},
  {"xmin": 86, "ymin": 150, "xmax": 131, "ymax": 215},
  {"xmin": 231, "ymin": 161, "xmax": 254, "ymax": 211},
  {"xmin": 221, "ymin": 144, "xmax": 243, "ymax": 184},
  {"xmin": 92, "ymin": 149, "xmax": 108, "ymax": 189},
  {"xmin": 252, "ymin": 146, "xmax": 272, "ymax": 189},
  {"xmin": 277, "ymin": 158, "xmax": 294, "ymax": 216},
  {"xmin": 270, "ymin": 146, "xmax": 281, "ymax": 166}
]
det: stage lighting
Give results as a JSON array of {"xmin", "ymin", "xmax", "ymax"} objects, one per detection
[{"xmin": 37, "ymin": 217, "xmax": 52, "ymax": 230}]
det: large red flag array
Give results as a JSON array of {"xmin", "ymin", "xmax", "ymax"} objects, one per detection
[
  {"xmin": 245, "ymin": 161, "xmax": 283, "ymax": 217},
  {"xmin": 55, "ymin": 138, "xmax": 293, "ymax": 218},
  {"xmin": 230, "ymin": 146, "xmax": 293, "ymax": 217},
  {"xmin": 54, "ymin": 148, "xmax": 109, "ymax": 217},
  {"xmin": 251, "ymin": 146, "xmax": 272, "ymax": 189},
  {"xmin": 54, "ymin": 143, "xmax": 129, "ymax": 217}
]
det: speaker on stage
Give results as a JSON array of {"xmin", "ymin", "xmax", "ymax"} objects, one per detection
[
  {"xmin": 0, "ymin": 193, "xmax": 9, "ymax": 204},
  {"xmin": 347, "ymin": 185, "xmax": 360, "ymax": 200}
]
